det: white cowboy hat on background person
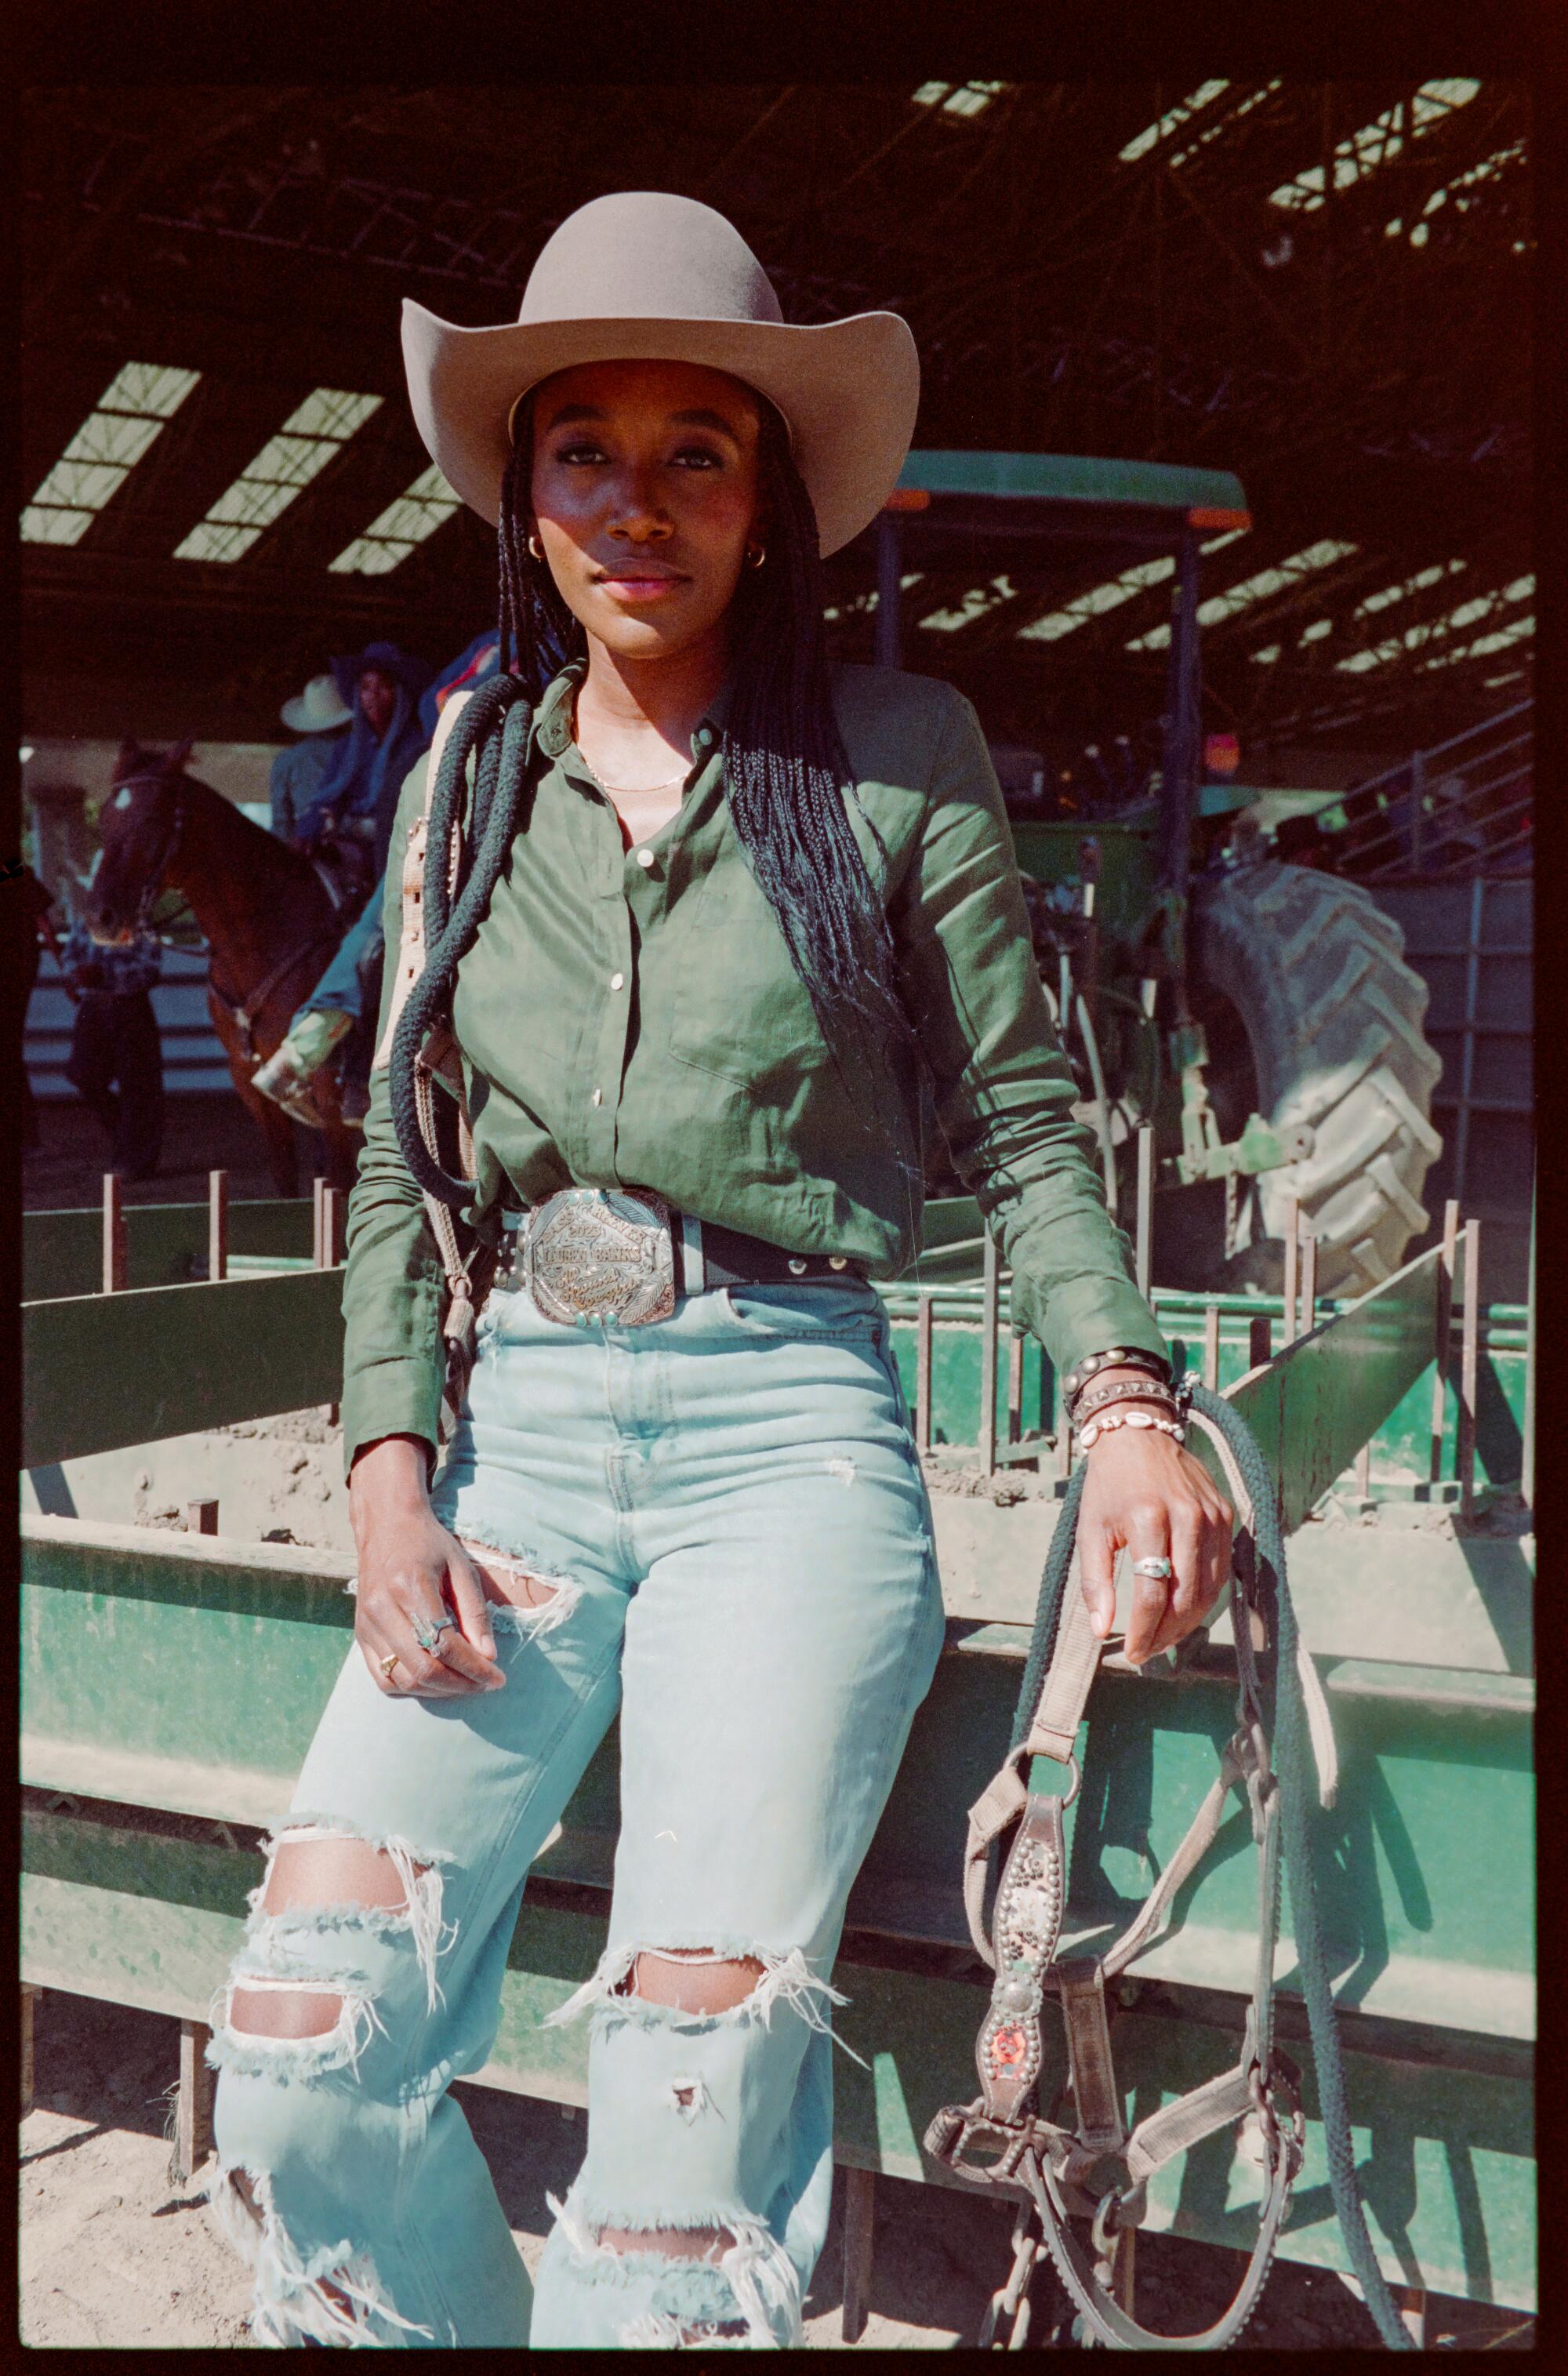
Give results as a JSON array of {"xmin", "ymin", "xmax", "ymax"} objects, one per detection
[
  {"xmin": 401, "ymin": 189, "xmax": 920, "ymax": 560},
  {"xmin": 281, "ymin": 674, "xmax": 354, "ymax": 736}
]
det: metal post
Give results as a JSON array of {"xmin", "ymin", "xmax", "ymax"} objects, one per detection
[
  {"xmin": 1007, "ymin": 1330, "xmax": 1025, "ymax": 1447},
  {"xmin": 1452, "ymin": 876, "xmax": 1485, "ymax": 1210},
  {"xmin": 841, "ymin": 2163, "xmax": 877, "ymax": 2345},
  {"xmin": 1523, "ymin": 1175, "xmax": 1535, "ymax": 1509},
  {"xmin": 169, "ymin": 2018, "xmax": 214, "ymax": 2185},
  {"xmin": 915, "ymin": 1292, "xmax": 933, "ymax": 1453},
  {"xmin": 1247, "ymin": 1314, "xmax": 1272, "ymax": 1372},
  {"xmin": 21, "ymin": 1985, "xmax": 38, "ymax": 2117},
  {"xmin": 102, "ymin": 1172, "xmax": 126, "ymax": 1293},
  {"xmin": 1280, "ymin": 1198, "xmax": 1300, "ymax": 1346},
  {"xmin": 1157, "ymin": 526, "xmax": 1201, "ymax": 914},
  {"xmin": 1458, "ymin": 1217, "xmax": 1480, "ymax": 1520},
  {"xmin": 187, "ymin": 1499, "xmax": 219, "ymax": 1535},
  {"xmin": 1299, "ymin": 1228, "xmax": 1318, "ymax": 1339},
  {"xmin": 209, "ymin": 1168, "xmax": 229, "ymax": 1283},
  {"xmin": 1203, "ymin": 1304, "xmax": 1221, "ymax": 1391},
  {"xmin": 980, "ymin": 1231, "xmax": 1000, "ymax": 1477},
  {"xmin": 1135, "ymin": 1127, "xmax": 1154, "ymax": 1302},
  {"xmin": 319, "ymin": 1186, "xmax": 342, "ymax": 1426},
  {"xmin": 1408, "ymin": 747, "xmax": 1426, "ymax": 874},
  {"xmin": 874, "ymin": 510, "xmax": 902, "ymax": 670},
  {"xmin": 1057, "ymin": 1404, "xmax": 1074, "ymax": 1487},
  {"xmin": 1430, "ymin": 1199, "xmax": 1460, "ymax": 1485},
  {"xmin": 312, "ymin": 1175, "xmax": 325, "ymax": 1269},
  {"xmin": 1353, "ymin": 1438, "xmax": 1373, "ymax": 1511}
]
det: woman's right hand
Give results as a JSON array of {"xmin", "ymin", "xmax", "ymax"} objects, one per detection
[{"xmin": 347, "ymin": 1434, "xmax": 506, "ymax": 1698}]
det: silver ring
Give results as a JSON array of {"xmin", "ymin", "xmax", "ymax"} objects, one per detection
[
  {"xmin": 412, "ymin": 1613, "xmax": 456, "ymax": 1653},
  {"xmin": 1131, "ymin": 1555, "xmax": 1174, "ymax": 1580}
]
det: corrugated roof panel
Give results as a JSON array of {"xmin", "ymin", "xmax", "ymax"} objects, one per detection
[
  {"xmin": 172, "ymin": 387, "xmax": 382, "ymax": 565},
  {"xmin": 329, "ymin": 462, "xmax": 460, "ymax": 576},
  {"xmin": 20, "ymin": 361, "xmax": 201, "ymax": 546}
]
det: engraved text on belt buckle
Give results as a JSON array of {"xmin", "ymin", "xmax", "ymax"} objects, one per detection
[{"xmin": 522, "ymin": 1188, "xmax": 677, "ymax": 1326}]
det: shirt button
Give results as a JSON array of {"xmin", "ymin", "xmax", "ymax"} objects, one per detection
[
  {"xmin": 635, "ymin": 848, "xmax": 655, "ymax": 868},
  {"xmin": 591, "ymin": 1088, "xmax": 603, "ymax": 1106},
  {"xmin": 610, "ymin": 972, "xmax": 625, "ymax": 991}
]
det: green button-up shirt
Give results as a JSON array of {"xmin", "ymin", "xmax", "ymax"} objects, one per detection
[{"xmin": 340, "ymin": 654, "xmax": 1167, "ymax": 1468}]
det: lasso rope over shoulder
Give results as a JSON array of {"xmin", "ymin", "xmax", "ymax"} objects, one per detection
[{"xmin": 387, "ymin": 674, "xmax": 535, "ymax": 1209}]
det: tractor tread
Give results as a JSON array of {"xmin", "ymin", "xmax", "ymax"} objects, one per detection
[{"xmin": 1192, "ymin": 862, "xmax": 1442, "ymax": 1292}]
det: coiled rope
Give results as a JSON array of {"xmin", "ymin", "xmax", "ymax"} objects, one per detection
[{"xmin": 387, "ymin": 674, "xmax": 535, "ymax": 1208}]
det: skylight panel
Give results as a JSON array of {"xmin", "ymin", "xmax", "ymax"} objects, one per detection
[
  {"xmin": 21, "ymin": 361, "xmax": 200, "ymax": 547},
  {"xmin": 1353, "ymin": 559, "xmax": 1468, "ymax": 617},
  {"xmin": 913, "ymin": 80, "xmax": 1009, "ymax": 118},
  {"xmin": 920, "ymin": 574, "xmax": 1017, "ymax": 632},
  {"xmin": 1270, "ymin": 80, "xmax": 1481, "ymax": 211},
  {"xmin": 173, "ymin": 387, "xmax": 382, "ymax": 564},
  {"xmin": 1419, "ymin": 613, "xmax": 1533, "ymax": 671},
  {"xmin": 1126, "ymin": 540, "xmax": 1358, "ymax": 648},
  {"xmin": 330, "ymin": 463, "xmax": 462, "ymax": 576},
  {"xmin": 1018, "ymin": 555, "xmax": 1174, "ymax": 641},
  {"xmin": 1120, "ymin": 82, "xmax": 1230, "ymax": 163},
  {"xmin": 1167, "ymin": 80, "xmax": 1283, "ymax": 168},
  {"xmin": 1337, "ymin": 574, "xmax": 1534, "ymax": 670}
]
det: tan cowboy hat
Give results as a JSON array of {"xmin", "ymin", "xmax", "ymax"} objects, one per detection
[
  {"xmin": 281, "ymin": 673, "xmax": 353, "ymax": 735},
  {"xmin": 401, "ymin": 190, "xmax": 920, "ymax": 559}
]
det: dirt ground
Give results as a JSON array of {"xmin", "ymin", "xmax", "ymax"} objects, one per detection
[{"xmin": 20, "ymin": 1986, "xmax": 1532, "ymax": 2352}]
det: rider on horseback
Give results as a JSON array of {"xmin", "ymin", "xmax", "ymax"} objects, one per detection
[{"xmin": 254, "ymin": 640, "xmax": 503, "ymax": 1129}]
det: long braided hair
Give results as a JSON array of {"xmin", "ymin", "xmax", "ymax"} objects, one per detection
[{"xmin": 391, "ymin": 381, "xmax": 920, "ymax": 1212}]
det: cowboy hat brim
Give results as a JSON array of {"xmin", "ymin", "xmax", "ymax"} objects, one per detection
[{"xmin": 401, "ymin": 300, "xmax": 920, "ymax": 561}]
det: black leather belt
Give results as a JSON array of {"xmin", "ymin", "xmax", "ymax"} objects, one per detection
[{"xmin": 495, "ymin": 1187, "xmax": 863, "ymax": 1328}]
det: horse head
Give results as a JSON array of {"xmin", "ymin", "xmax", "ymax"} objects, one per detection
[{"xmin": 87, "ymin": 735, "xmax": 196, "ymax": 936}]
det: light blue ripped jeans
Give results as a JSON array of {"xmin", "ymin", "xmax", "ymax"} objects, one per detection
[{"xmin": 206, "ymin": 1273, "xmax": 945, "ymax": 2347}]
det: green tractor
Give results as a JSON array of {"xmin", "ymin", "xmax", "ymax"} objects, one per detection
[{"xmin": 867, "ymin": 452, "xmax": 1443, "ymax": 1295}]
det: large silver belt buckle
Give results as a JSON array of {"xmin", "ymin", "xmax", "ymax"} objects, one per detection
[{"xmin": 521, "ymin": 1188, "xmax": 677, "ymax": 1327}]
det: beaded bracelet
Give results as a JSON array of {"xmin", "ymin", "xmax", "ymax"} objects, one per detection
[
  {"xmin": 1062, "ymin": 1345, "xmax": 1172, "ymax": 1408},
  {"xmin": 1072, "ymin": 1377, "xmax": 1181, "ymax": 1424},
  {"xmin": 1078, "ymin": 1408, "xmax": 1187, "ymax": 1451}
]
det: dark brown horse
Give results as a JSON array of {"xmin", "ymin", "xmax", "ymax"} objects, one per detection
[{"xmin": 88, "ymin": 738, "xmax": 361, "ymax": 1195}]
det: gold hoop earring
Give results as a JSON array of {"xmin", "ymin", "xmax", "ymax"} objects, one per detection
[
  {"xmin": 745, "ymin": 541, "xmax": 766, "ymax": 569},
  {"xmin": 527, "ymin": 532, "xmax": 544, "ymax": 563}
]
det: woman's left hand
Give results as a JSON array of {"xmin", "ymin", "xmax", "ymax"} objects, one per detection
[{"xmin": 1076, "ymin": 1413, "xmax": 1233, "ymax": 1665}]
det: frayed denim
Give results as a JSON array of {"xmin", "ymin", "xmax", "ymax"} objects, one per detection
[{"xmin": 207, "ymin": 1277, "xmax": 944, "ymax": 2346}]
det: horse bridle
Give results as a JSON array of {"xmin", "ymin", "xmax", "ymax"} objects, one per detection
[
  {"xmin": 107, "ymin": 765, "xmax": 344, "ymax": 1063},
  {"xmin": 108, "ymin": 769, "xmax": 188, "ymax": 932}
]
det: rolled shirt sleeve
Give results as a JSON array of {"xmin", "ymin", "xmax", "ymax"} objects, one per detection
[
  {"xmin": 338, "ymin": 757, "xmax": 448, "ymax": 1477},
  {"xmin": 892, "ymin": 685, "xmax": 1170, "ymax": 1381}
]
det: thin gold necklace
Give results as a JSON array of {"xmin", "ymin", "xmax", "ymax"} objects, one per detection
[{"xmin": 581, "ymin": 754, "xmax": 692, "ymax": 795}]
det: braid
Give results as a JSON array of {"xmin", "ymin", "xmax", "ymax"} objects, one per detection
[{"xmin": 720, "ymin": 403, "xmax": 915, "ymax": 1077}]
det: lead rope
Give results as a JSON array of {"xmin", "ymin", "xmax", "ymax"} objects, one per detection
[
  {"xmin": 380, "ymin": 673, "xmax": 537, "ymax": 1440},
  {"xmin": 927, "ymin": 1380, "xmax": 1411, "ymax": 2351}
]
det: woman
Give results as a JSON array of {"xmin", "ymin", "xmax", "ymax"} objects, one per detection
[
  {"xmin": 205, "ymin": 191, "xmax": 1231, "ymax": 2350},
  {"xmin": 287, "ymin": 641, "xmax": 433, "ymax": 882}
]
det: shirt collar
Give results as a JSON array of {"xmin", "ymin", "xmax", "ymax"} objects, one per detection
[{"xmin": 534, "ymin": 654, "xmax": 735, "ymax": 761}]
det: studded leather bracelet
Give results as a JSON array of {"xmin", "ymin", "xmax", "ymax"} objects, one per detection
[
  {"xmin": 1071, "ymin": 1376, "xmax": 1181, "ymax": 1425},
  {"xmin": 1062, "ymin": 1345, "xmax": 1172, "ymax": 1413}
]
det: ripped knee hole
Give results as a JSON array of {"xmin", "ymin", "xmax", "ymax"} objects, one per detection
[{"xmin": 615, "ymin": 1947, "xmax": 767, "ymax": 2018}]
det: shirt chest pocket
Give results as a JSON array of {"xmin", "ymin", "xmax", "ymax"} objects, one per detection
[{"xmin": 666, "ymin": 859, "xmax": 828, "ymax": 1088}]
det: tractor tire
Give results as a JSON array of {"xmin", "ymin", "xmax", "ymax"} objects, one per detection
[{"xmin": 1190, "ymin": 861, "xmax": 1443, "ymax": 1296}]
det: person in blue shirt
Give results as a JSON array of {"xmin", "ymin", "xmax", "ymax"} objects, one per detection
[
  {"xmin": 287, "ymin": 643, "xmax": 434, "ymax": 888},
  {"xmin": 269, "ymin": 672, "xmax": 354, "ymax": 841},
  {"xmin": 61, "ymin": 914, "xmax": 165, "ymax": 1179},
  {"xmin": 253, "ymin": 631, "xmax": 501, "ymax": 1128}
]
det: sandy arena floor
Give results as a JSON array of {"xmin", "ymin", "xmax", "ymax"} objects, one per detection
[{"xmin": 20, "ymin": 1986, "xmax": 1533, "ymax": 2351}]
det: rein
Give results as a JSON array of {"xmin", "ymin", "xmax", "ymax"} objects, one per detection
[{"xmin": 926, "ymin": 1381, "xmax": 1413, "ymax": 2351}]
